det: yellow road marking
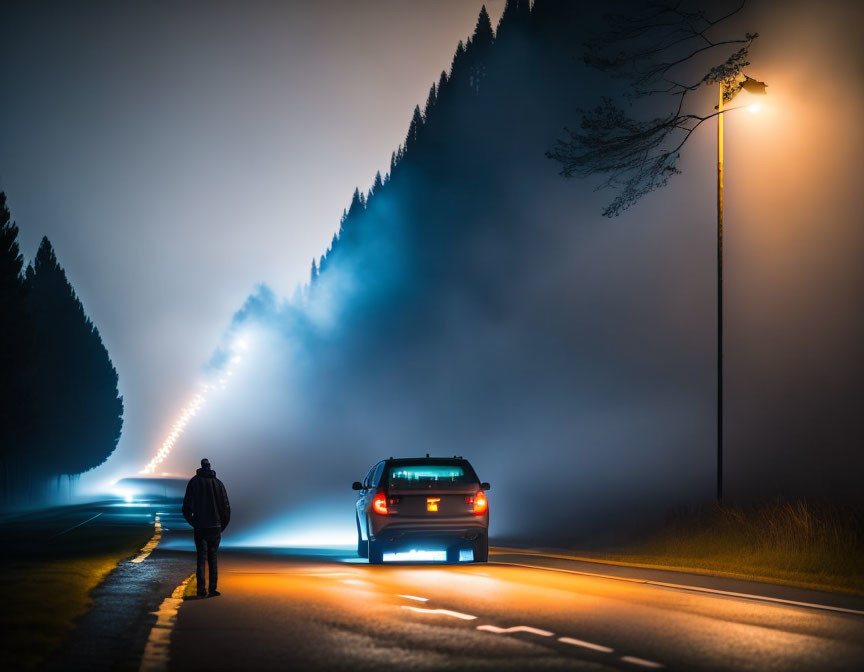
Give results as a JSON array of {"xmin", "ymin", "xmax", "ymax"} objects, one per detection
[
  {"xmin": 130, "ymin": 516, "xmax": 162, "ymax": 564},
  {"xmin": 138, "ymin": 573, "xmax": 194, "ymax": 672}
]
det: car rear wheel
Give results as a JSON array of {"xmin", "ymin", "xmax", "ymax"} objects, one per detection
[
  {"xmin": 368, "ymin": 539, "xmax": 384, "ymax": 564},
  {"xmin": 473, "ymin": 535, "xmax": 488, "ymax": 563},
  {"xmin": 356, "ymin": 516, "xmax": 368, "ymax": 558}
]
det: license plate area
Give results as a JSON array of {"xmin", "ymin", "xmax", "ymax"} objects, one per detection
[{"xmin": 388, "ymin": 493, "xmax": 473, "ymax": 516}]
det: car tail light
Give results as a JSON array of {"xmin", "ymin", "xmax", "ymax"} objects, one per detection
[
  {"xmin": 372, "ymin": 492, "xmax": 388, "ymax": 515},
  {"xmin": 471, "ymin": 490, "xmax": 488, "ymax": 515}
]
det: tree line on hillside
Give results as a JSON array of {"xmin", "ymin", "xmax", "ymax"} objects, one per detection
[
  {"xmin": 309, "ymin": 2, "xmax": 523, "ymax": 291},
  {"xmin": 235, "ymin": 0, "xmax": 787, "ymax": 534},
  {"xmin": 0, "ymin": 192, "xmax": 123, "ymax": 507},
  {"xmin": 199, "ymin": 0, "xmax": 864, "ymax": 540}
]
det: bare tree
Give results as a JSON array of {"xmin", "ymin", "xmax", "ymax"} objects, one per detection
[{"xmin": 548, "ymin": 0, "xmax": 762, "ymax": 216}]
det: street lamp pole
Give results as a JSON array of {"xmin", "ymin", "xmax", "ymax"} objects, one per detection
[
  {"xmin": 714, "ymin": 75, "xmax": 767, "ymax": 502},
  {"xmin": 716, "ymin": 83, "xmax": 725, "ymax": 502}
]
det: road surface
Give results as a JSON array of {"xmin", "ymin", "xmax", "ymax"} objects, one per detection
[{"xmin": 164, "ymin": 548, "xmax": 864, "ymax": 672}]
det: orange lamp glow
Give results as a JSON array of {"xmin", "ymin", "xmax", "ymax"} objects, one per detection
[
  {"xmin": 372, "ymin": 492, "xmax": 388, "ymax": 515},
  {"xmin": 427, "ymin": 497, "xmax": 441, "ymax": 512},
  {"xmin": 473, "ymin": 490, "xmax": 488, "ymax": 515}
]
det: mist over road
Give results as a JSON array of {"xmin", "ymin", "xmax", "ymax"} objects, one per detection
[{"xmin": 167, "ymin": 549, "xmax": 864, "ymax": 671}]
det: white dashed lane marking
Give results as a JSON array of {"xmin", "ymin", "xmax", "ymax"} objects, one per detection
[
  {"xmin": 396, "ymin": 594, "xmax": 429, "ymax": 602},
  {"xmin": 620, "ymin": 655, "xmax": 664, "ymax": 668},
  {"xmin": 401, "ymin": 606, "xmax": 478, "ymax": 620},
  {"xmin": 384, "ymin": 579, "xmax": 664, "ymax": 668},
  {"xmin": 477, "ymin": 624, "xmax": 554, "ymax": 636},
  {"xmin": 558, "ymin": 636, "xmax": 614, "ymax": 653},
  {"xmin": 53, "ymin": 512, "xmax": 103, "ymax": 537}
]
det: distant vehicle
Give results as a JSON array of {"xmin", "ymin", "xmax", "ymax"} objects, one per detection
[
  {"xmin": 113, "ymin": 477, "xmax": 186, "ymax": 503},
  {"xmin": 352, "ymin": 456, "xmax": 490, "ymax": 564}
]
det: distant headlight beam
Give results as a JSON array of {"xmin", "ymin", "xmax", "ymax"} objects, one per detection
[{"xmin": 140, "ymin": 333, "xmax": 252, "ymax": 474}]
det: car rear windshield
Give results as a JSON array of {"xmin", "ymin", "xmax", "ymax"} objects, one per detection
[{"xmin": 387, "ymin": 463, "xmax": 477, "ymax": 489}]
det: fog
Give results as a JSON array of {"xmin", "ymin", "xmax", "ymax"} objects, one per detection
[
  {"xmin": 0, "ymin": 0, "xmax": 508, "ymax": 502},
  {"xmin": 4, "ymin": 1, "xmax": 861, "ymax": 546},
  {"xmin": 144, "ymin": 1, "xmax": 864, "ymax": 547}
]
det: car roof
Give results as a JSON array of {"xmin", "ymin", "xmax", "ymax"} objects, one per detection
[{"xmin": 385, "ymin": 457, "xmax": 470, "ymax": 464}]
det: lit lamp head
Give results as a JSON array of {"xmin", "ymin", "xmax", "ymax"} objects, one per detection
[{"xmin": 741, "ymin": 76, "xmax": 768, "ymax": 112}]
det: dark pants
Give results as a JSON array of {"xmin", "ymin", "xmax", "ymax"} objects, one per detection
[{"xmin": 194, "ymin": 527, "xmax": 221, "ymax": 593}]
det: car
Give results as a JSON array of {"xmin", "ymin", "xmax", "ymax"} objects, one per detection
[
  {"xmin": 112, "ymin": 477, "xmax": 187, "ymax": 503},
  {"xmin": 352, "ymin": 456, "xmax": 490, "ymax": 564}
]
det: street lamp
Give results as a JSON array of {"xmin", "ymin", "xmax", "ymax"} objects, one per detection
[{"xmin": 716, "ymin": 75, "xmax": 767, "ymax": 502}]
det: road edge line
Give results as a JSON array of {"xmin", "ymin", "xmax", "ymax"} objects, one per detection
[
  {"xmin": 130, "ymin": 515, "xmax": 162, "ymax": 564},
  {"xmin": 490, "ymin": 560, "xmax": 864, "ymax": 617},
  {"xmin": 138, "ymin": 573, "xmax": 195, "ymax": 672}
]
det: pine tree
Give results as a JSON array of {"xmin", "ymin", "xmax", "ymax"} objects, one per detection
[
  {"xmin": 499, "ymin": 0, "xmax": 519, "ymax": 30},
  {"xmin": 338, "ymin": 208, "xmax": 349, "ymax": 238},
  {"xmin": 348, "ymin": 188, "xmax": 364, "ymax": 218},
  {"xmin": 0, "ymin": 193, "xmax": 35, "ymax": 498},
  {"xmin": 472, "ymin": 6, "xmax": 495, "ymax": 50},
  {"xmin": 437, "ymin": 70, "xmax": 448, "ymax": 98},
  {"xmin": 405, "ymin": 105, "xmax": 424, "ymax": 149},
  {"xmin": 25, "ymin": 237, "xmax": 123, "ymax": 478},
  {"xmin": 424, "ymin": 84, "xmax": 437, "ymax": 120},
  {"xmin": 450, "ymin": 40, "xmax": 467, "ymax": 79},
  {"xmin": 310, "ymin": 257, "xmax": 318, "ymax": 284},
  {"xmin": 497, "ymin": 0, "xmax": 531, "ymax": 39}
]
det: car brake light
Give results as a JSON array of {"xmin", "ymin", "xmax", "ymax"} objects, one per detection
[
  {"xmin": 372, "ymin": 492, "xmax": 388, "ymax": 515},
  {"xmin": 473, "ymin": 490, "xmax": 488, "ymax": 515}
]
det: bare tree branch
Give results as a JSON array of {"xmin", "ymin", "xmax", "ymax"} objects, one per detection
[{"xmin": 549, "ymin": 0, "xmax": 759, "ymax": 216}]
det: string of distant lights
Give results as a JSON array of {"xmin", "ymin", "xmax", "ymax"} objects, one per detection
[{"xmin": 140, "ymin": 335, "xmax": 250, "ymax": 475}]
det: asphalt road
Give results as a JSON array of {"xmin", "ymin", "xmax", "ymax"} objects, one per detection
[{"xmin": 166, "ymin": 548, "xmax": 864, "ymax": 672}]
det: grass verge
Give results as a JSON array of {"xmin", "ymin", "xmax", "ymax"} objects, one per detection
[
  {"xmin": 0, "ymin": 507, "xmax": 155, "ymax": 671},
  {"xmin": 575, "ymin": 499, "xmax": 864, "ymax": 596}
]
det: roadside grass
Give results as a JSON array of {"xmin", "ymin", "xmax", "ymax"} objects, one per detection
[
  {"xmin": 583, "ymin": 500, "xmax": 864, "ymax": 595},
  {"xmin": 0, "ymin": 509, "xmax": 154, "ymax": 671}
]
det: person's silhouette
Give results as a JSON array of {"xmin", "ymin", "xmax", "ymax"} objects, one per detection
[{"xmin": 182, "ymin": 458, "xmax": 230, "ymax": 597}]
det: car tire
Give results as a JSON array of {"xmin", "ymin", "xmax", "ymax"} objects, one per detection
[
  {"xmin": 473, "ymin": 535, "xmax": 489, "ymax": 563},
  {"xmin": 368, "ymin": 539, "xmax": 384, "ymax": 565},
  {"xmin": 356, "ymin": 516, "xmax": 368, "ymax": 558}
]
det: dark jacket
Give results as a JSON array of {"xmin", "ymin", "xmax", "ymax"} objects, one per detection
[{"xmin": 182, "ymin": 467, "xmax": 231, "ymax": 531}]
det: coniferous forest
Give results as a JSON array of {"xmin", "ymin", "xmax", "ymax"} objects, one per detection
[{"xmin": 0, "ymin": 193, "xmax": 123, "ymax": 507}]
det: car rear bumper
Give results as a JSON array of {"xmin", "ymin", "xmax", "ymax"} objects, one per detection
[{"xmin": 370, "ymin": 517, "xmax": 487, "ymax": 547}]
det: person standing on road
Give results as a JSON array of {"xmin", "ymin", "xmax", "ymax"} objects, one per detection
[{"xmin": 182, "ymin": 458, "xmax": 230, "ymax": 597}]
